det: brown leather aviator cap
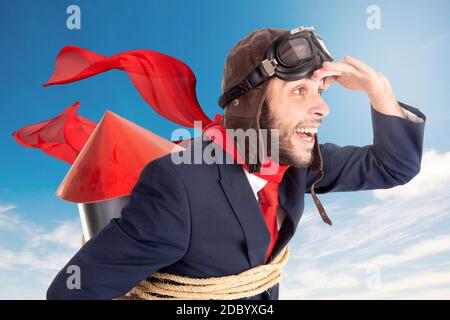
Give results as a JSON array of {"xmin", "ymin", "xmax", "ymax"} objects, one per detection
[{"xmin": 219, "ymin": 27, "xmax": 332, "ymax": 226}]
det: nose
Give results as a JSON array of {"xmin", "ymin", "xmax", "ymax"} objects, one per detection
[{"xmin": 309, "ymin": 95, "xmax": 330, "ymax": 118}]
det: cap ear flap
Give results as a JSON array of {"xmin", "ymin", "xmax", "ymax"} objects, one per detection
[
  {"xmin": 225, "ymin": 82, "xmax": 269, "ymax": 118},
  {"xmin": 224, "ymin": 81, "xmax": 270, "ymax": 173}
]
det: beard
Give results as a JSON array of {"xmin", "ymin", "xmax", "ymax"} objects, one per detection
[{"xmin": 258, "ymin": 100, "xmax": 315, "ymax": 168}]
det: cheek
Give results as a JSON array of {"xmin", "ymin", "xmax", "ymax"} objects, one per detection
[
  {"xmin": 269, "ymin": 95, "xmax": 307, "ymax": 129},
  {"xmin": 280, "ymin": 104, "xmax": 306, "ymax": 129},
  {"xmin": 278, "ymin": 118, "xmax": 298, "ymax": 139}
]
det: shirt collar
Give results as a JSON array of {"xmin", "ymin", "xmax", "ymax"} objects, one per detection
[{"xmin": 243, "ymin": 168, "xmax": 268, "ymax": 194}]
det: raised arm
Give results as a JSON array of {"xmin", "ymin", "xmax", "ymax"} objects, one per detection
[{"xmin": 306, "ymin": 102, "xmax": 426, "ymax": 193}]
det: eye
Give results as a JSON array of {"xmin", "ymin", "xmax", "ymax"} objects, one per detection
[{"xmin": 293, "ymin": 87, "xmax": 305, "ymax": 95}]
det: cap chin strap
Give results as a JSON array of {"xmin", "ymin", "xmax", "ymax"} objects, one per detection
[{"xmin": 309, "ymin": 134, "xmax": 332, "ymax": 226}]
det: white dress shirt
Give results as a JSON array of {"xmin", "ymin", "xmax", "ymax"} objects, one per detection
[{"xmin": 402, "ymin": 108, "xmax": 424, "ymax": 123}]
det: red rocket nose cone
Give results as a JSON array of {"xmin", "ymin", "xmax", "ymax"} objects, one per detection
[{"xmin": 56, "ymin": 111, "xmax": 184, "ymax": 203}]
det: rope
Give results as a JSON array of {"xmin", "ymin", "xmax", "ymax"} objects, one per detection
[
  {"xmin": 81, "ymin": 235, "xmax": 289, "ymax": 300},
  {"xmin": 121, "ymin": 245, "xmax": 290, "ymax": 300}
]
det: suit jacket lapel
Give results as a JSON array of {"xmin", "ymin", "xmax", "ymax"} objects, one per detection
[{"xmin": 215, "ymin": 149, "xmax": 271, "ymax": 268}]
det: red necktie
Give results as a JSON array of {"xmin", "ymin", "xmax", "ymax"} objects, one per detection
[
  {"xmin": 256, "ymin": 163, "xmax": 289, "ymax": 262},
  {"xmin": 258, "ymin": 182, "xmax": 280, "ymax": 262}
]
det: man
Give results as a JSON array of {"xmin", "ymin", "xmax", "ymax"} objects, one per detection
[{"xmin": 47, "ymin": 27, "xmax": 425, "ymax": 300}]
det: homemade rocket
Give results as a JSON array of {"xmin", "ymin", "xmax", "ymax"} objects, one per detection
[{"xmin": 56, "ymin": 110, "xmax": 185, "ymax": 241}]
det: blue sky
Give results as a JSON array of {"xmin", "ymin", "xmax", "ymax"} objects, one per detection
[{"xmin": 1, "ymin": 0, "xmax": 449, "ymax": 299}]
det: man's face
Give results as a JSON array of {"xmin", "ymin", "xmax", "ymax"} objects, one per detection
[{"xmin": 260, "ymin": 75, "xmax": 330, "ymax": 167}]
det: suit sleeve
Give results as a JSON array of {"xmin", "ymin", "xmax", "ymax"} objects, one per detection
[
  {"xmin": 305, "ymin": 101, "xmax": 426, "ymax": 193},
  {"xmin": 46, "ymin": 158, "xmax": 191, "ymax": 300}
]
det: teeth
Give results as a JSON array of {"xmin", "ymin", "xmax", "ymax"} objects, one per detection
[{"xmin": 296, "ymin": 127, "xmax": 318, "ymax": 134}]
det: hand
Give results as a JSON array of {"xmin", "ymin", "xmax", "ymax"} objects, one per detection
[
  {"xmin": 312, "ymin": 55, "xmax": 405, "ymax": 118},
  {"xmin": 312, "ymin": 55, "xmax": 391, "ymax": 96}
]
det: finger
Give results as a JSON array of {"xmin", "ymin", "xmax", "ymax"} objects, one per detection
[
  {"xmin": 322, "ymin": 60, "xmax": 359, "ymax": 75},
  {"xmin": 344, "ymin": 55, "xmax": 374, "ymax": 74},
  {"xmin": 311, "ymin": 68, "xmax": 342, "ymax": 81},
  {"xmin": 322, "ymin": 76, "xmax": 337, "ymax": 90}
]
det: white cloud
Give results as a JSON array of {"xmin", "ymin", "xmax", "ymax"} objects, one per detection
[
  {"xmin": 280, "ymin": 149, "xmax": 450, "ymax": 299},
  {"xmin": 360, "ymin": 234, "xmax": 450, "ymax": 269},
  {"xmin": 0, "ymin": 205, "xmax": 16, "ymax": 213},
  {"xmin": 281, "ymin": 193, "xmax": 450, "ymax": 299},
  {"xmin": 0, "ymin": 205, "xmax": 81, "ymax": 299},
  {"xmin": 290, "ymin": 195, "xmax": 450, "ymax": 262},
  {"xmin": 29, "ymin": 220, "xmax": 81, "ymax": 250},
  {"xmin": 373, "ymin": 150, "xmax": 450, "ymax": 202},
  {"xmin": 322, "ymin": 271, "xmax": 450, "ymax": 300}
]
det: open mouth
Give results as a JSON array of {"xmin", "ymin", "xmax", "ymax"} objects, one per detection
[{"xmin": 295, "ymin": 127, "xmax": 317, "ymax": 144}]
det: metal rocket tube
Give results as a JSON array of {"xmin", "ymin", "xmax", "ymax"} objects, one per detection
[{"xmin": 77, "ymin": 195, "xmax": 130, "ymax": 241}]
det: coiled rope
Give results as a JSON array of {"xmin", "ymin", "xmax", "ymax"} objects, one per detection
[{"xmin": 121, "ymin": 245, "xmax": 289, "ymax": 300}]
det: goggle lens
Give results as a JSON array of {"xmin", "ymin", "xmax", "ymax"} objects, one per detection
[{"xmin": 277, "ymin": 37, "xmax": 312, "ymax": 66}]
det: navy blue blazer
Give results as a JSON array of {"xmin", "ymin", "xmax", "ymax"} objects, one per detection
[{"xmin": 47, "ymin": 103, "xmax": 426, "ymax": 300}]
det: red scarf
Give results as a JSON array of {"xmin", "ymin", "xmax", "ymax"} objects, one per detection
[
  {"xmin": 203, "ymin": 114, "xmax": 289, "ymax": 261},
  {"xmin": 15, "ymin": 46, "xmax": 210, "ymax": 163}
]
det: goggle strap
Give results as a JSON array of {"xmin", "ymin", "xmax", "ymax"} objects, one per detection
[
  {"xmin": 218, "ymin": 61, "xmax": 274, "ymax": 108},
  {"xmin": 218, "ymin": 80, "xmax": 252, "ymax": 108}
]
